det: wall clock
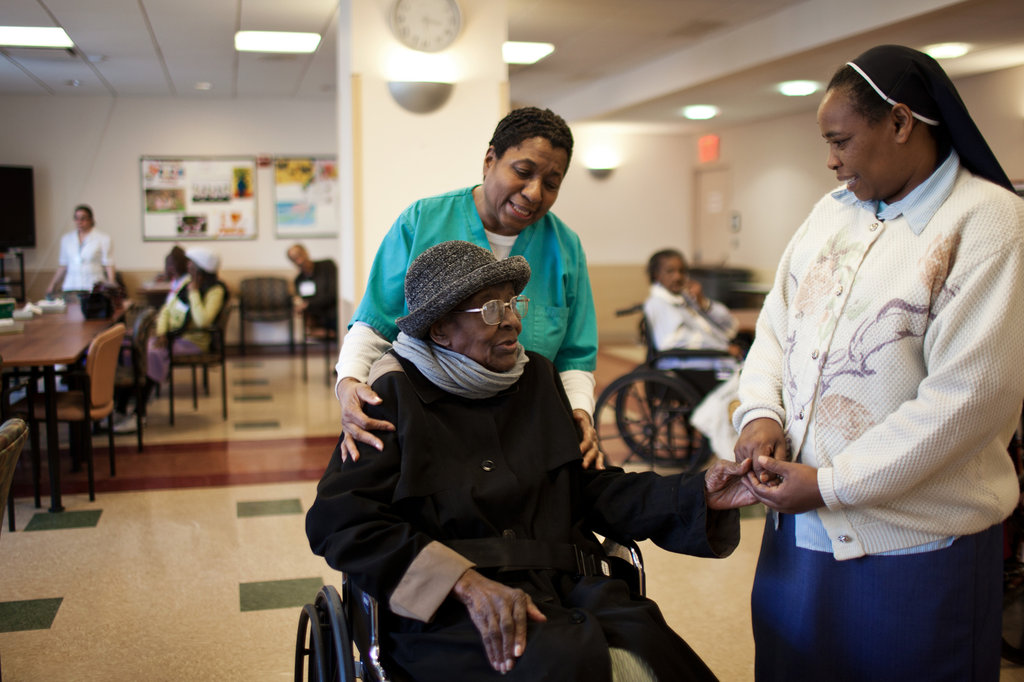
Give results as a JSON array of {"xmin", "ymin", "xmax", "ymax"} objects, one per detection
[{"xmin": 389, "ymin": 0, "xmax": 462, "ymax": 53}]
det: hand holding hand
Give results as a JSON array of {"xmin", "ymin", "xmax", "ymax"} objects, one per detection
[
  {"xmin": 573, "ymin": 409, "xmax": 604, "ymax": 470},
  {"xmin": 704, "ymin": 457, "xmax": 758, "ymax": 509},
  {"xmin": 734, "ymin": 418, "xmax": 789, "ymax": 485},
  {"xmin": 743, "ymin": 456, "xmax": 824, "ymax": 514},
  {"xmin": 337, "ymin": 377, "xmax": 394, "ymax": 462},
  {"xmin": 452, "ymin": 569, "xmax": 547, "ymax": 674}
]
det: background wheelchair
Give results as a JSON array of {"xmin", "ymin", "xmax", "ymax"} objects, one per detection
[
  {"xmin": 294, "ymin": 538, "xmax": 646, "ymax": 682},
  {"xmin": 594, "ymin": 304, "xmax": 739, "ymax": 474}
]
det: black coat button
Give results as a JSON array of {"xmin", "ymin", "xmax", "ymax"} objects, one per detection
[
  {"xmin": 481, "ymin": 460, "xmax": 495, "ymax": 472},
  {"xmin": 569, "ymin": 610, "xmax": 586, "ymax": 624}
]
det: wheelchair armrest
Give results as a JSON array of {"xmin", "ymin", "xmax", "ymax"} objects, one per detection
[
  {"xmin": 649, "ymin": 348, "xmax": 735, "ymax": 365},
  {"xmin": 600, "ymin": 536, "xmax": 646, "ymax": 598}
]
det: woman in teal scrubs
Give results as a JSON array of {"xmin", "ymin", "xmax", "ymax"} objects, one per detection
[{"xmin": 335, "ymin": 107, "xmax": 601, "ymax": 467}]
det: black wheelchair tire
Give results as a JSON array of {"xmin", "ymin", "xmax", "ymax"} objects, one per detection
[{"xmin": 594, "ymin": 368, "xmax": 710, "ymax": 473}]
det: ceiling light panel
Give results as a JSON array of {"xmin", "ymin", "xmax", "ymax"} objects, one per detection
[{"xmin": 234, "ymin": 31, "xmax": 321, "ymax": 54}]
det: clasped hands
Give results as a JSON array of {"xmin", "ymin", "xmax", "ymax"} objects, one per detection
[{"xmin": 732, "ymin": 417, "xmax": 824, "ymax": 514}]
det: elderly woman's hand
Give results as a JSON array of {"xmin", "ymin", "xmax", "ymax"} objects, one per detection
[
  {"xmin": 573, "ymin": 409, "xmax": 604, "ymax": 469},
  {"xmin": 704, "ymin": 457, "xmax": 757, "ymax": 510},
  {"xmin": 743, "ymin": 456, "xmax": 825, "ymax": 514},
  {"xmin": 452, "ymin": 568, "xmax": 547, "ymax": 674},
  {"xmin": 337, "ymin": 377, "xmax": 395, "ymax": 461}
]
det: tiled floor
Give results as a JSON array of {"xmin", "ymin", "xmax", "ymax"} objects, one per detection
[{"xmin": 1, "ymin": 349, "xmax": 1023, "ymax": 681}]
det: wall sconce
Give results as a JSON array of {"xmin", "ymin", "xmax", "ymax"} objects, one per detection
[
  {"xmin": 387, "ymin": 81, "xmax": 454, "ymax": 114},
  {"xmin": 582, "ymin": 146, "xmax": 620, "ymax": 179}
]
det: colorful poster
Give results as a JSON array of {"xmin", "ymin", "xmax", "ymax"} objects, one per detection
[
  {"xmin": 140, "ymin": 157, "xmax": 257, "ymax": 240},
  {"xmin": 273, "ymin": 157, "xmax": 339, "ymax": 238}
]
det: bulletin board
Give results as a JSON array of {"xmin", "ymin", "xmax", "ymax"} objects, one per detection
[
  {"xmin": 273, "ymin": 156, "xmax": 339, "ymax": 238},
  {"xmin": 140, "ymin": 157, "xmax": 257, "ymax": 241}
]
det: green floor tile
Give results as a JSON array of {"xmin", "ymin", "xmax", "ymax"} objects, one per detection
[
  {"xmin": 24, "ymin": 509, "xmax": 102, "ymax": 531},
  {"xmin": 233, "ymin": 394, "xmax": 273, "ymax": 402},
  {"xmin": 233, "ymin": 421, "xmax": 281, "ymax": 430},
  {"xmin": 0, "ymin": 598, "xmax": 63, "ymax": 633},
  {"xmin": 240, "ymin": 577, "xmax": 323, "ymax": 612},
  {"xmin": 237, "ymin": 499, "xmax": 303, "ymax": 517},
  {"xmin": 233, "ymin": 378, "xmax": 270, "ymax": 386}
]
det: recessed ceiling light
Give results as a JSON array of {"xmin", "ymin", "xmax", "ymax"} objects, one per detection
[
  {"xmin": 681, "ymin": 105, "xmax": 719, "ymax": 120},
  {"xmin": 923, "ymin": 42, "xmax": 970, "ymax": 60},
  {"xmin": 0, "ymin": 26, "xmax": 74, "ymax": 48},
  {"xmin": 194, "ymin": 82, "xmax": 213, "ymax": 91},
  {"xmin": 234, "ymin": 31, "xmax": 321, "ymax": 54},
  {"xmin": 777, "ymin": 80, "xmax": 820, "ymax": 97},
  {"xmin": 502, "ymin": 41, "xmax": 555, "ymax": 65}
]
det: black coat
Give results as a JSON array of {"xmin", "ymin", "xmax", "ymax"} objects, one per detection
[{"xmin": 307, "ymin": 351, "xmax": 738, "ymax": 681}]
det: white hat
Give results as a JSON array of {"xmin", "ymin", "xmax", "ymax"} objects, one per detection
[{"xmin": 185, "ymin": 247, "xmax": 220, "ymax": 274}]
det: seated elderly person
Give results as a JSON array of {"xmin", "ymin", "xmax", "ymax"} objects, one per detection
[
  {"xmin": 643, "ymin": 249, "xmax": 743, "ymax": 395},
  {"xmin": 287, "ymin": 243, "xmax": 338, "ymax": 333},
  {"xmin": 143, "ymin": 247, "xmax": 227, "ymax": 401},
  {"xmin": 306, "ymin": 240, "xmax": 756, "ymax": 681}
]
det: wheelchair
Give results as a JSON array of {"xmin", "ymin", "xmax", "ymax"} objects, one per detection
[
  {"xmin": 294, "ymin": 538, "xmax": 646, "ymax": 682},
  {"xmin": 594, "ymin": 305, "xmax": 738, "ymax": 474}
]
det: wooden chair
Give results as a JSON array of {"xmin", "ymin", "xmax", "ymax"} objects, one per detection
[
  {"xmin": 11, "ymin": 323, "xmax": 127, "ymax": 502},
  {"xmin": 238, "ymin": 277, "xmax": 293, "ymax": 356},
  {"xmin": 0, "ymin": 418, "xmax": 28, "ymax": 535},
  {"xmin": 167, "ymin": 298, "xmax": 231, "ymax": 425}
]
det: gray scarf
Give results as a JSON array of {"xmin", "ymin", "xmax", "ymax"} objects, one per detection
[{"xmin": 392, "ymin": 332, "xmax": 528, "ymax": 399}]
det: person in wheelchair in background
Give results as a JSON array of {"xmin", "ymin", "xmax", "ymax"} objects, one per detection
[
  {"xmin": 643, "ymin": 249, "xmax": 744, "ymax": 396},
  {"xmin": 306, "ymin": 240, "xmax": 757, "ymax": 681}
]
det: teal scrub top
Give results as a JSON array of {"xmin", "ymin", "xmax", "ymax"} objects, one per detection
[{"xmin": 351, "ymin": 187, "xmax": 598, "ymax": 373}]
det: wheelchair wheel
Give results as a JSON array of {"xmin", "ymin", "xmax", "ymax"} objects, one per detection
[{"xmin": 595, "ymin": 369, "xmax": 710, "ymax": 473}]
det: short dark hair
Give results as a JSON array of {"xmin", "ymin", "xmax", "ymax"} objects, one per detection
[
  {"xmin": 74, "ymin": 204, "xmax": 94, "ymax": 220},
  {"xmin": 489, "ymin": 107, "xmax": 574, "ymax": 168},
  {"xmin": 647, "ymin": 248, "xmax": 686, "ymax": 283},
  {"xmin": 166, "ymin": 245, "xmax": 188, "ymax": 277}
]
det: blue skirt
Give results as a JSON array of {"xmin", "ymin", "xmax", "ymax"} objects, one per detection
[{"xmin": 751, "ymin": 513, "xmax": 1002, "ymax": 682}]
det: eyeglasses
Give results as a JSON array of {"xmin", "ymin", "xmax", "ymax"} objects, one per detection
[{"xmin": 453, "ymin": 295, "xmax": 529, "ymax": 326}]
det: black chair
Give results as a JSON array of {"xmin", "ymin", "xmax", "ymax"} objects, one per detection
[
  {"xmin": 301, "ymin": 310, "xmax": 337, "ymax": 386},
  {"xmin": 594, "ymin": 305, "xmax": 737, "ymax": 473},
  {"xmin": 114, "ymin": 305, "xmax": 158, "ymax": 450},
  {"xmin": 294, "ymin": 538, "xmax": 644, "ymax": 682},
  {"xmin": 239, "ymin": 277, "xmax": 293, "ymax": 356},
  {"xmin": 167, "ymin": 298, "xmax": 231, "ymax": 425}
]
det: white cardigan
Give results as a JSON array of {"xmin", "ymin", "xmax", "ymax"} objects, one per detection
[{"xmin": 734, "ymin": 169, "xmax": 1024, "ymax": 560}]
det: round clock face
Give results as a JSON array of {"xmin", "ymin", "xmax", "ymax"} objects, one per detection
[{"xmin": 390, "ymin": 0, "xmax": 462, "ymax": 53}]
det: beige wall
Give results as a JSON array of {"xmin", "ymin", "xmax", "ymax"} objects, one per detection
[{"xmin": 4, "ymin": 63, "xmax": 1023, "ymax": 346}]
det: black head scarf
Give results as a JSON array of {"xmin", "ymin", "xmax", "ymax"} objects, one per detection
[{"xmin": 847, "ymin": 44, "xmax": 1013, "ymax": 192}]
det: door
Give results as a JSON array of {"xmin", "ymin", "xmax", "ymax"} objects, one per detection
[{"xmin": 693, "ymin": 168, "xmax": 734, "ymax": 266}]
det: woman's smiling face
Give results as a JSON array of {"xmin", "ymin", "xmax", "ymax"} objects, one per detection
[
  {"xmin": 475, "ymin": 137, "xmax": 568, "ymax": 237},
  {"xmin": 430, "ymin": 282, "xmax": 522, "ymax": 372}
]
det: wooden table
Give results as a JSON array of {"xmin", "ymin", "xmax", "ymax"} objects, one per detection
[{"xmin": 0, "ymin": 303, "xmax": 123, "ymax": 511}]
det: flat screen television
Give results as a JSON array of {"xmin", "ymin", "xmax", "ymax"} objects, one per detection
[{"xmin": 0, "ymin": 165, "xmax": 36, "ymax": 250}]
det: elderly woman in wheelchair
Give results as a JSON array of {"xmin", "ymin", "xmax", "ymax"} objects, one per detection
[{"xmin": 307, "ymin": 240, "xmax": 757, "ymax": 681}]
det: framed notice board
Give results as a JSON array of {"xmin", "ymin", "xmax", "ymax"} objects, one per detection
[{"xmin": 141, "ymin": 157, "xmax": 257, "ymax": 241}]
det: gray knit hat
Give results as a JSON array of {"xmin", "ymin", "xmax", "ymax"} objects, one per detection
[{"xmin": 396, "ymin": 241, "xmax": 531, "ymax": 339}]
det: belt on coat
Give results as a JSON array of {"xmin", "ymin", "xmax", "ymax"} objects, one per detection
[{"xmin": 446, "ymin": 537, "xmax": 613, "ymax": 579}]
